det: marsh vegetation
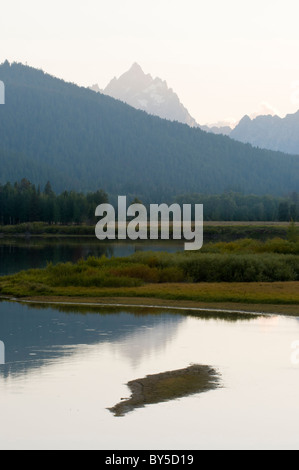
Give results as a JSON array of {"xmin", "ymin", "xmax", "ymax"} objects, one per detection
[{"xmin": 1, "ymin": 231, "xmax": 299, "ymax": 307}]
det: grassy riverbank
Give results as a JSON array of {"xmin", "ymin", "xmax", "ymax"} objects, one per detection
[
  {"xmin": 0, "ymin": 221, "xmax": 297, "ymax": 240},
  {"xmin": 1, "ymin": 236, "xmax": 299, "ymax": 314},
  {"xmin": 9, "ymin": 296, "xmax": 299, "ymax": 316},
  {"xmin": 2, "ymin": 281, "xmax": 299, "ymax": 306}
]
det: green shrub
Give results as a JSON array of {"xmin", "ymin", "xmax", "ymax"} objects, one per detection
[
  {"xmin": 109, "ymin": 264, "xmax": 160, "ymax": 283},
  {"xmin": 180, "ymin": 253, "xmax": 297, "ymax": 282}
]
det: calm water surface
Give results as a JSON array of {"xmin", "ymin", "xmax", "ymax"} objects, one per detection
[
  {"xmin": 0, "ymin": 300, "xmax": 299, "ymax": 450},
  {"xmin": 0, "ymin": 239, "xmax": 184, "ymax": 276}
]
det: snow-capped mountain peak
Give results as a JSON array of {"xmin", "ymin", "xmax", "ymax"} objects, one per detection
[{"xmin": 97, "ymin": 63, "xmax": 199, "ymax": 127}]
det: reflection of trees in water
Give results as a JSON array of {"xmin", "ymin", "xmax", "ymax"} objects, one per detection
[
  {"xmin": 0, "ymin": 241, "xmax": 117, "ymax": 275},
  {"xmin": 82, "ymin": 244, "xmax": 114, "ymax": 260},
  {"xmin": 0, "ymin": 240, "xmax": 183, "ymax": 276}
]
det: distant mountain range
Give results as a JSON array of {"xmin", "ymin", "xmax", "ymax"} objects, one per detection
[
  {"xmin": 1, "ymin": 61, "xmax": 299, "ymax": 199},
  {"xmin": 231, "ymin": 111, "xmax": 299, "ymax": 155},
  {"xmin": 92, "ymin": 63, "xmax": 232, "ymax": 134},
  {"xmin": 93, "ymin": 64, "xmax": 299, "ymax": 153},
  {"xmin": 200, "ymin": 123, "xmax": 232, "ymax": 136},
  {"xmin": 91, "ymin": 63, "xmax": 198, "ymax": 128}
]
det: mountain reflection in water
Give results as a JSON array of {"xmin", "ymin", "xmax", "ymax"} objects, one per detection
[
  {"xmin": 0, "ymin": 301, "xmax": 184, "ymax": 377},
  {"xmin": 0, "ymin": 300, "xmax": 260, "ymax": 379}
]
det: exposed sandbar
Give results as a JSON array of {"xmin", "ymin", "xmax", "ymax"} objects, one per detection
[{"xmin": 109, "ymin": 364, "xmax": 220, "ymax": 417}]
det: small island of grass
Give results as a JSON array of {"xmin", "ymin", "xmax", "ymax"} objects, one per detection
[{"xmin": 108, "ymin": 365, "xmax": 220, "ymax": 417}]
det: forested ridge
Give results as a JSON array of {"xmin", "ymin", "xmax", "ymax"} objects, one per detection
[{"xmin": 1, "ymin": 61, "xmax": 299, "ymax": 199}]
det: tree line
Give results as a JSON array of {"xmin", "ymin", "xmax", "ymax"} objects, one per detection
[
  {"xmin": 1, "ymin": 179, "xmax": 299, "ymax": 226},
  {"xmin": 0, "ymin": 179, "xmax": 108, "ymax": 225},
  {"xmin": 174, "ymin": 192, "xmax": 299, "ymax": 222}
]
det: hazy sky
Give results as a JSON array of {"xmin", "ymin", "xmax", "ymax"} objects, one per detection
[{"xmin": 1, "ymin": 0, "xmax": 299, "ymax": 124}]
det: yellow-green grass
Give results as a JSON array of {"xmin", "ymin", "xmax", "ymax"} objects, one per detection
[
  {"xmin": 1, "ymin": 244, "xmax": 299, "ymax": 315},
  {"xmin": 2, "ymin": 280, "xmax": 299, "ymax": 311}
]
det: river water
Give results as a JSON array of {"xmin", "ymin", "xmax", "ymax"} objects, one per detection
[
  {"xmin": 0, "ymin": 239, "xmax": 184, "ymax": 276},
  {"xmin": 0, "ymin": 300, "xmax": 299, "ymax": 450},
  {"xmin": 1, "ymin": 240, "xmax": 299, "ymax": 449}
]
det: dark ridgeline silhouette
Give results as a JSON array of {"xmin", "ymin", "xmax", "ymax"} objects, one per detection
[{"xmin": 1, "ymin": 61, "xmax": 299, "ymax": 199}]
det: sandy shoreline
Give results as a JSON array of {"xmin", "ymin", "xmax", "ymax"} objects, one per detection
[{"xmin": 2, "ymin": 295, "xmax": 299, "ymax": 317}]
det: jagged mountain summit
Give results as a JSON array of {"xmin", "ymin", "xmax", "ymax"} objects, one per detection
[
  {"xmin": 90, "ymin": 83, "xmax": 102, "ymax": 93},
  {"xmin": 97, "ymin": 63, "xmax": 199, "ymax": 127},
  {"xmin": 230, "ymin": 110, "xmax": 299, "ymax": 155}
]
